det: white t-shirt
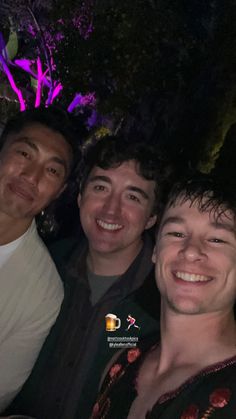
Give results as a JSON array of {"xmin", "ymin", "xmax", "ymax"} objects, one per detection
[
  {"xmin": 0, "ymin": 220, "xmax": 64, "ymax": 412},
  {"xmin": 0, "ymin": 228, "xmax": 28, "ymax": 268}
]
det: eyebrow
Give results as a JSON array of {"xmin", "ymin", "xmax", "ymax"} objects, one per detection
[
  {"xmin": 210, "ymin": 221, "xmax": 235, "ymax": 233},
  {"xmin": 161, "ymin": 216, "xmax": 235, "ymax": 234},
  {"xmin": 161, "ymin": 216, "xmax": 184, "ymax": 228},
  {"xmin": 14, "ymin": 137, "xmax": 68, "ymax": 175},
  {"xmin": 88, "ymin": 175, "xmax": 111, "ymax": 184},
  {"xmin": 14, "ymin": 137, "xmax": 38, "ymax": 151},
  {"xmin": 88, "ymin": 175, "xmax": 149, "ymax": 200}
]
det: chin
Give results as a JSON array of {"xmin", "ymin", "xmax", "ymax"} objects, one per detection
[
  {"xmin": 169, "ymin": 299, "xmax": 203, "ymax": 315},
  {"xmin": 96, "ymin": 246, "xmax": 119, "ymax": 255}
]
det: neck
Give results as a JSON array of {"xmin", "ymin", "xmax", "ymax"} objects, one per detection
[
  {"xmin": 87, "ymin": 240, "xmax": 143, "ymax": 276},
  {"xmin": 0, "ymin": 213, "xmax": 32, "ymax": 245},
  {"xmin": 157, "ymin": 305, "xmax": 236, "ymax": 371}
]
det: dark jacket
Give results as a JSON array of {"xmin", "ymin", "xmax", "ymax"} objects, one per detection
[{"xmin": 7, "ymin": 232, "xmax": 161, "ymax": 419}]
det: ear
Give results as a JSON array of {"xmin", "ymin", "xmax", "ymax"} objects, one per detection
[
  {"xmin": 152, "ymin": 245, "xmax": 157, "ymax": 263},
  {"xmin": 144, "ymin": 214, "xmax": 157, "ymax": 230},
  {"xmin": 77, "ymin": 192, "xmax": 81, "ymax": 208}
]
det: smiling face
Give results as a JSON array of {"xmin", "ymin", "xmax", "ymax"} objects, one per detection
[
  {"xmin": 152, "ymin": 199, "xmax": 236, "ymax": 316},
  {"xmin": 0, "ymin": 122, "xmax": 72, "ymax": 224},
  {"xmin": 78, "ymin": 160, "xmax": 157, "ymax": 262}
]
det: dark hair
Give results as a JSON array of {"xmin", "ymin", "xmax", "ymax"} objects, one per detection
[
  {"xmin": 0, "ymin": 106, "xmax": 81, "ymax": 173},
  {"xmin": 78, "ymin": 135, "xmax": 170, "ymax": 214},
  {"xmin": 162, "ymin": 171, "xmax": 236, "ymax": 225}
]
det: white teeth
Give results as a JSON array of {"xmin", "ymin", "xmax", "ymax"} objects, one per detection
[
  {"xmin": 176, "ymin": 272, "xmax": 210, "ymax": 282},
  {"xmin": 97, "ymin": 219, "xmax": 123, "ymax": 231}
]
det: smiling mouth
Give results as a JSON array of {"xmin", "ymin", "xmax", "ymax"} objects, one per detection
[
  {"xmin": 175, "ymin": 271, "xmax": 212, "ymax": 283},
  {"xmin": 8, "ymin": 183, "xmax": 35, "ymax": 202},
  {"xmin": 96, "ymin": 219, "xmax": 123, "ymax": 231}
]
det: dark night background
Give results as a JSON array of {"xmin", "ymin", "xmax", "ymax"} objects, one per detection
[{"xmin": 1, "ymin": 0, "xmax": 236, "ymax": 239}]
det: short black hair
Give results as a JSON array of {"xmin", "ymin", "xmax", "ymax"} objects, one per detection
[
  {"xmin": 78, "ymin": 135, "xmax": 170, "ymax": 214},
  {"xmin": 162, "ymin": 171, "xmax": 236, "ymax": 225},
  {"xmin": 0, "ymin": 106, "xmax": 81, "ymax": 174}
]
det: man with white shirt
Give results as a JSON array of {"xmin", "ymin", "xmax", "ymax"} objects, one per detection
[{"xmin": 0, "ymin": 106, "xmax": 77, "ymax": 412}]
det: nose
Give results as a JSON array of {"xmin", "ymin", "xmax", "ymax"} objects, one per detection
[
  {"xmin": 103, "ymin": 192, "xmax": 121, "ymax": 215},
  {"xmin": 21, "ymin": 163, "xmax": 43, "ymax": 186},
  {"xmin": 180, "ymin": 237, "xmax": 206, "ymax": 262}
]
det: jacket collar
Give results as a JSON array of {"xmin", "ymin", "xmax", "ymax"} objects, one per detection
[{"xmin": 67, "ymin": 231, "xmax": 155, "ymax": 298}]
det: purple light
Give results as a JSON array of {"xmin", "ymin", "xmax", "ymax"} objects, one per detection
[
  {"xmin": 27, "ymin": 24, "xmax": 36, "ymax": 37},
  {"xmin": 87, "ymin": 109, "xmax": 98, "ymax": 127},
  {"xmin": 0, "ymin": 31, "xmax": 96, "ymax": 117},
  {"xmin": 67, "ymin": 93, "xmax": 83, "ymax": 112},
  {"xmin": 67, "ymin": 92, "xmax": 96, "ymax": 112},
  {"xmin": 15, "ymin": 58, "xmax": 51, "ymax": 88},
  {"xmin": 0, "ymin": 33, "xmax": 8, "ymax": 61},
  {"xmin": 1, "ymin": 47, "xmax": 63, "ymax": 109},
  {"xmin": 51, "ymin": 82, "xmax": 63, "ymax": 103},
  {"xmin": 15, "ymin": 58, "xmax": 34, "ymax": 75},
  {"xmin": 0, "ymin": 54, "xmax": 26, "ymax": 111},
  {"xmin": 35, "ymin": 57, "xmax": 43, "ymax": 107}
]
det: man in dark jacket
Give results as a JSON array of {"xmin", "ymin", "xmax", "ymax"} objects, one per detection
[{"xmin": 8, "ymin": 135, "xmax": 168, "ymax": 419}]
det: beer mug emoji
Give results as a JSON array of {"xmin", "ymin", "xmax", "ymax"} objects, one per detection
[{"xmin": 105, "ymin": 313, "xmax": 121, "ymax": 331}]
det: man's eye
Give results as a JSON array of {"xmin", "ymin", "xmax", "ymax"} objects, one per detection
[
  {"xmin": 167, "ymin": 232, "xmax": 185, "ymax": 238},
  {"xmin": 17, "ymin": 150, "xmax": 30, "ymax": 158},
  {"xmin": 94, "ymin": 185, "xmax": 106, "ymax": 191},
  {"xmin": 209, "ymin": 238, "xmax": 226, "ymax": 244},
  {"xmin": 128, "ymin": 194, "xmax": 140, "ymax": 203},
  {"xmin": 47, "ymin": 167, "xmax": 60, "ymax": 176}
]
